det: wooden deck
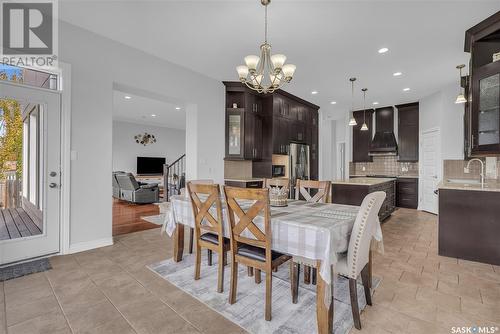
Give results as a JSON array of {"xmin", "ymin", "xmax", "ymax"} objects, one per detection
[{"xmin": 0, "ymin": 207, "xmax": 42, "ymax": 241}]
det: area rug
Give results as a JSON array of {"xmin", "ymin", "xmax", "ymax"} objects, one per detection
[
  {"xmin": 148, "ymin": 251, "xmax": 380, "ymax": 334},
  {"xmin": 140, "ymin": 214, "xmax": 166, "ymax": 226},
  {"xmin": 0, "ymin": 258, "xmax": 52, "ymax": 282}
]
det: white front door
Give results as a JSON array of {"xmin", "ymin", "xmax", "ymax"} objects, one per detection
[
  {"xmin": 420, "ymin": 129, "xmax": 440, "ymax": 214},
  {"xmin": 0, "ymin": 81, "xmax": 61, "ymax": 265}
]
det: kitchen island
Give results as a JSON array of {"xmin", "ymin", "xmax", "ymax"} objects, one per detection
[
  {"xmin": 331, "ymin": 177, "xmax": 396, "ymax": 221},
  {"xmin": 438, "ymin": 180, "xmax": 500, "ymax": 265}
]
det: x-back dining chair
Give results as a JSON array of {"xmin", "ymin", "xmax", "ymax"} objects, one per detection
[
  {"xmin": 295, "ymin": 179, "xmax": 330, "ymax": 203},
  {"xmin": 294, "ymin": 179, "xmax": 331, "ymax": 284},
  {"xmin": 181, "ymin": 179, "xmax": 214, "ymax": 254},
  {"xmin": 187, "ymin": 182, "xmax": 229, "ymax": 293},
  {"xmin": 223, "ymin": 186, "xmax": 292, "ymax": 321},
  {"xmin": 264, "ymin": 178, "xmax": 290, "ymax": 192}
]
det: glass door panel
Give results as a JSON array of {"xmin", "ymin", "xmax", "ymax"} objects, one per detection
[{"xmin": 478, "ymin": 73, "xmax": 500, "ymax": 146}]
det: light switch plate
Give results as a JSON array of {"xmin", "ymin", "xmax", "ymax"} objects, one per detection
[{"xmin": 485, "ymin": 157, "xmax": 498, "ymax": 179}]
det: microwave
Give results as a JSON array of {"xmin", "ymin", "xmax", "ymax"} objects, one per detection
[{"xmin": 272, "ymin": 165, "xmax": 286, "ymax": 177}]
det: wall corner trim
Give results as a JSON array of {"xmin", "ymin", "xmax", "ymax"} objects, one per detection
[{"xmin": 67, "ymin": 237, "xmax": 114, "ymax": 254}]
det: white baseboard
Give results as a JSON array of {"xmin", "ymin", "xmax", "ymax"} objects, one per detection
[{"xmin": 67, "ymin": 237, "xmax": 114, "ymax": 254}]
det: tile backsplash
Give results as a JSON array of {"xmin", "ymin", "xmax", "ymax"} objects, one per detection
[
  {"xmin": 350, "ymin": 156, "xmax": 419, "ymax": 177},
  {"xmin": 443, "ymin": 158, "xmax": 500, "ymax": 181}
]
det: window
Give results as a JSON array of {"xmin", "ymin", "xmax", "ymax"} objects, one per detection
[{"xmin": 0, "ymin": 63, "xmax": 58, "ymax": 90}]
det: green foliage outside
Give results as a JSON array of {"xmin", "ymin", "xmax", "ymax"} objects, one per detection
[{"xmin": 0, "ymin": 99, "xmax": 23, "ymax": 180}]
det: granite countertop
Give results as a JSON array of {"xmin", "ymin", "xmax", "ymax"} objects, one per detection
[
  {"xmin": 224, "ymin": 178, "xmax": 264, "ymax": 182},
  {"xmin": 438, "ymin": 180, "xmax": 500, "ymax": 192},
  {"xmin": 332, "ymin": 177, "xmax": 397, "ymax": 186},
  {"xmin": 350, "ymin": 174, "xmax": 418, "ymax": 179}
]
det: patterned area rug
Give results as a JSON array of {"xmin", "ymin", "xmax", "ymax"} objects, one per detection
[
  {"xmin": 140, "ymin": 214, "xmax": 166, "ymax": 226},
  {"xmin": 0, "ymin": 258, "xmax": 52, "ymax": 282},
  {"xmin": 148, "ymin": 252, "xmax": 380, "ymax": 334}
]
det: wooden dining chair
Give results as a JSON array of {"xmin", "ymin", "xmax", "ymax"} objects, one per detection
[
  {"xmin": 223, "ymin": 186, "xmax": 292, "ymax": 321},
  {"xmin": 184, "ymin": 179, "xmax": 214, "ymax": 254},
  {"xmin": 187, "ymin": 182, "xmax": 229, "ymax": 293},
  {"xmin": 263, "ymin": 178, "xmax": 290, "ymax": 192},
  {"xmin": 294, "ymin": 179, "xmax": 330, "ymax": 203},
  {"xmin": 294, "ymin": 179, "xmax": 331, "ymax": 284}
]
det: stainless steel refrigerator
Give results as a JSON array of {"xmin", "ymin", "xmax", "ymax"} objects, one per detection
[{"xmin": 289, "ymin": 142, "xmax": 310, "ymax": 198}]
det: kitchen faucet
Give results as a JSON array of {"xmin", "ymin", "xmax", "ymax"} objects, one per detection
[{"xmin": 465, "ymin": 158, "xmax": 485, "ymax": 188}]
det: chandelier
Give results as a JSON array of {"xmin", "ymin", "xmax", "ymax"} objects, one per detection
[{"xmin": 236, "ymin": 0, "xmax": 296, "ymax": 94}]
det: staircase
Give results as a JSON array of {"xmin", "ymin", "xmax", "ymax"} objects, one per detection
[{"xmin": 163, "ymin": 154, "xmax": 185, "ymax": 202}]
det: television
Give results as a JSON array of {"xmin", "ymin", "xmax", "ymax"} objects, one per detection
[{"xmin": 137, "ymin": 157, "xmax": 165, "ymax": 175}]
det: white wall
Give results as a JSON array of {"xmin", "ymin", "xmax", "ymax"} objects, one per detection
[
  {"xmin": 420, "ymin": 82, "xmax": 464, "ymax": 160},
  {"xmin": 418, "ymin": 82, "xmax": 464, "ymax": 210},
  {"xmin": 319, "ymin": 111, "xmax": 334, "ymax": 181},
  {"xmin": 59, "ymin": 21, "xmax": 224, "ymax": 250},
  {"xmin": 112, "ymin": 121, "xmax": 185, "ymax": 173}
]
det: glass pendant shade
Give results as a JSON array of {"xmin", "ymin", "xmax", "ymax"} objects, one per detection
[
  {"xmin": 455, "ymin": 94, "xmax": 467, "ymax": 104},
  {"xmin": 282, "ymin": 64, "xmax": 296, "ymax": 79},
  {"xmin": 455, "ymin": 64, "xmax": 467, "ymax": 105},
  {"xmin": 244, "ymin": 55, "xmax": 260, "ymax": 71},
  {"xmin": 236, "ymin": 65, "xmax": 249, "ymax": 79},
  {"xmin": 361, "ymin": 123, "xmax": 368, "ymax": 131},
  {"xmin": 271, "ymin": 54, "xmax": 286, "ymax": 69},
  {"xmin": 349, "ymin": 118, "xmax": 357, "ymax": 126}
]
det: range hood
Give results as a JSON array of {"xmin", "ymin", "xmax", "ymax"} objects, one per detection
[
  {"xmin": 369, "ymin": 107, "xmax": 398, "ymax": 156},
  {"xmin": 369, "ymin": 131, "xmax": 398, "ymax": 156}
]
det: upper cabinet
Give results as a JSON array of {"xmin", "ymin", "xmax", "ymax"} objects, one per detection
[
  {"xmin": 352, "ymin": 109, "xmax": 374, "ymax": 162},
  {"xmin": 397, "ymin": 103, "xmax": 419, "ymax": 162},
  {"xmin": 464, "ymin": 11, "xmax": 500, "ymax": 156},
  {"xmin": 223, "ymin": 82, "xmax": 320, "ymax": 175},
  {"xmin": 224, "ymin": 84, "xmax": 264, "ymax": 161}
]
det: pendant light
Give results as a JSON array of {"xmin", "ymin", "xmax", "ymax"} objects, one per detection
[
  {"xmin": 455, "ymin": 64, "xmax": 467, "ymax": 104},
  {"xmin": 361, "ymin": 88, "xmax": 369, "ymax": 131},
  {"xmin": 348, "ymin": 77, "xmax": 357, "ymax": 126}
]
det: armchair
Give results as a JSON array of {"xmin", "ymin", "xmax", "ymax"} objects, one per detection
[{"xmin": 115, "ymin": 173, "xmax": 159, "ymax": 204}]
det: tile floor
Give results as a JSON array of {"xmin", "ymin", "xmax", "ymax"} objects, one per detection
[{"xmin": 1, "ymin": 208, "xmax": 500, "ymax": 334}]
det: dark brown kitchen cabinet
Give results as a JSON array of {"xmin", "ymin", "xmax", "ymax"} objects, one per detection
[
  {"xmin": 224, "ymin": 82, "xmax": 320, "ymax": 178},
  {"xmin": 464, "ymin": 11, "xmax": 500, "ymax": 156},
  {"xmin": 396, "ymin": 177, "xmax": 418, "ymax": 209},
  {"xmin": 397, "ymin": 103, "xmax": 419, "ymax": 162},
  {"xmin": 352, "ymin": 109, "xmax": 373, "ymax": 162}
]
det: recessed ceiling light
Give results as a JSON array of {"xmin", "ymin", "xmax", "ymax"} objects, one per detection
[
  {"xmin": 124, "ymin": 96, "xmax": 132, "ymax": 100},
  {"xmin": 311, "ymin": 91, "xmax": 318, "ymax": 95},
  {"xmin": 372, "ymin": 102, "xmax": 379, "ymax": 105},
  {"xmin": 151, "ymin": 114, "xmax": 156, "ymax": 117},
  {"xmin": 175, "ymin": 107, "xmax": 181, "ymax": 110},
  {"xmin": 403, "ymin": 88, "xmax": 411, "ymax": 92},
  {"xmin": 378, "ymin": 47, "xmax": 389, "ymax": 54},
  {"xmin": 330, "ymin": 101, "xmax": 337, "ymax": 105},
  {"xmin": 393, "ymin": 72, "xmax": 402, "ymax": 76}
]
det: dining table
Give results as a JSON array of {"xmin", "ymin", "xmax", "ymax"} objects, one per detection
[{"xmin": 163, "ymin": 194, "xmax": 383, "ymax": 334}]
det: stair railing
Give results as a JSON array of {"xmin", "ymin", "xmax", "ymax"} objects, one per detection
[{"xmin": 163, "ymin": 154, "xmax": 186, "ymax": 202}]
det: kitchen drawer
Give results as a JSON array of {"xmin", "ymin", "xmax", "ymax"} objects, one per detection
[{"xmin": 397, "ymin": 194, "xmax": 418, "ymax": 209}]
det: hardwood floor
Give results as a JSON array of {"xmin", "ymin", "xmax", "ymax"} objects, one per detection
[{"xmin": 112, "ymin": 198, "xmax": 160, "ymax": 236}]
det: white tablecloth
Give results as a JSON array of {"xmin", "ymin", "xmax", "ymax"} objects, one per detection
[{"xmin": 164, "ymin": 194, "xmax": 383, "ymax": 305}]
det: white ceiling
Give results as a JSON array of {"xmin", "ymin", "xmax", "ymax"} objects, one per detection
[
  {"xmin": 61, "ymin": 1, "xmax": 500, "ymax": 120},
  {"xmin": 112, "ymin": 90, "xmax": 186, "ymax": 129}
]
